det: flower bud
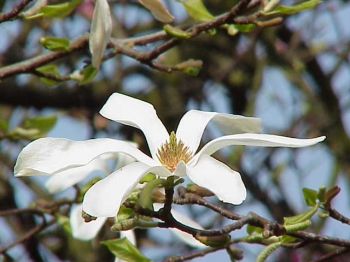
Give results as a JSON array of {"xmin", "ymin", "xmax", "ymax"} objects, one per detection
[
  {"xmin": 195, "ymin": 233, "xmax": 230, "ymax": 247},
  {"xmin": 187, "ymin": 184, "xmax": 214, "ymax": 197}
]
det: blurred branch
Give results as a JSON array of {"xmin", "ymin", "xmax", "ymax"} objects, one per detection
[
  {"xmin": 0, "ymin": 0, "xmax": 270, "ymax": 80},
  {"xmin": 0, "ymin": 0, "xmax": 32, "ymax": 23}
]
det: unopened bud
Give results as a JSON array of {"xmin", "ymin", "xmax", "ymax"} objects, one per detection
[
  {"xmin": 82, "ymin": 211, "xmax": 97, "ymax": 222},
  {"xmin": 226, "ymin": 245, "xmax": 244, "ymax": 260},
  {"xmin": 152, "ymin": 189, "xmax": 166, "ymax": 202},
  {"xmin": 187, "ymin": 184, "xmax": 214, "ymax": 197},
  {"xmin": 195, "ymin": 233, "xmax": 230, "ymax": 247},
  {"xmin": 111, "ymin": 218, "xmax": 158, "ymax": 231}
]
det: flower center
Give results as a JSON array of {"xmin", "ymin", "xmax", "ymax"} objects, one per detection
[{"xmin": 156, "ymin": 131, "xmax": 193, "ymax": 172}]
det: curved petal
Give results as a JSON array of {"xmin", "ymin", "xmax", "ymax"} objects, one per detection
[
  {"xmin": 99, "ymin": 93, "xmax": 169, "ymax": 159},
  {"xmin": 115, "ymin": 152, "xmax": 137, "ymax": 170},
  {"xmin": 176, "ymin": 110, "xmax": 262, "ymax": 154},
  {"xmin": 83, "ymin": 162, "xmax": 151, "ymax": 217},
  {"xmin": 89, "ymin": 0, "xmax": 112, "ymax": 69},
  {"xmin": 70, "ymin": 204, "xmax": 107, "ymax": 241},
  {"xmin": 153, "ymin": 203, "xmax": 205, "ymax": 248},
  {"xmin": 45, "ymin": 156, "xmax": 108, "ymax": 193},
  {"xmin": 192, "ymin": 134, "xmax": 326, "ymax": 164},
  {"xmin": 14, "ymin": 138, "xmax": 156, "ymax": 176},
  {"xmin": 186, "ymin": 155, "xmax": 246, "ymax": 205}
]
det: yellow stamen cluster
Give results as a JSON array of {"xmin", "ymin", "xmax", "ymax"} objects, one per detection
[{"xmin": 157, "ymin": 131, "xmax": 193, "ymax": 172}]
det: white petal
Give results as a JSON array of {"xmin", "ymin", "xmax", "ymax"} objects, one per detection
[
  {"xmin": 83, "ymin": 162, "xmax": 151, "ymax": 217},
  {"xmin": 153, "ymin": 203, "xmax": 205, "ymax": 248},
  {"xmin": 14, "ymin": 138, "xmax": 156, "ymax": 177},
  {"xmin": 89, "ymin": 0, "xmax": 112, "ymax": 69},
  {"xmin": 70, "ymin": 204, "xmax": 107, "ymax": 241},
  {"xmin": 171, "ymin": 160, "xmax": 186, "ymax": 177},
  {"xmin": 187, "ymin": 155, "xmax": 246, "ymax": 205},
  {"xmin": 176, "ymin": 110, "xmax": 262, "ymax": 154},
  {"xmin": 138, "ymin": 0, "xmax": 174, "ymax": 23},
  {"xmin": 115, "ymin": 153, "xmax": 137, "ymax": 170},
  {"xmin": 45, "ymin": 157, "xmax": 109, "ymax": 193},
  {"xmin": 193, "ymin": 133, "xmax": 326, "ymax": 163},
  {"xmin": 100, "ymin": 93, "xmax": 169, "ymax": 159}
]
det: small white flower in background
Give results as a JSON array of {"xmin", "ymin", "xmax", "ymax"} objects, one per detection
[
  {"xmin": 14, "ymin": 93, "xmax": 325, "ymax": 219},
  {"xmin": 89, "ymin": 0, "xmax": 112, "ymax": 69}
]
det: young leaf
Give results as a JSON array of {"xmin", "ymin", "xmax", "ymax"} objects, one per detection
[
  {"xmin": 138, "ymin": 179, "xmax": 166, "ymax": 210},
  {"xmin": 117, "ymin": 206, "xmax": 134, "ymax": 222},
  {"xmin": 139, "ymin": 173, "xmax": 156, "ymax": 184},
  {"xmin": 40, "ymin": 36, "xmax": 70, "ymax": 51},
  {"xmin": 70, "ymin": 65, "xmax": 98, "ymax": 85},
  {"xmin": 283, "ymin": 204, "xmax": 319, "ymax": 225},
  {"xmin": 228, "ymin": 24, "xmax": 255, "ymax": 35},
  {"xmin": 102, "ymin": 238, "xmax": 151, "ymax": 262},
  {"xmin": 163, "ymin": 25, "xmax": 191, "ymax": 39},
  {"xmin": 24, "ymin": 115, "xmax": 57, "ymax": 134},
  {"xmin": 263, "ymin": 0, "xmax": 321, "ymax": 16},
  {"xmin": 180, "ymin": 0, "xmax": 214, "ymax": 22},
  {"xmin": 246, "ymin": 224, "xmax": 263, "ymax": 235},
  {"xmin": 302, "ymin": 187, "xmax": 318, "ymax": 206},
  {"xmin": 36, "ymin": 64, "xmax": 62, "ymax": 86},
  {"xmin": 256, "ymin": 242, "xmax": 281, "ymax": 262},
  {"xmin": 27, "ymin": 0, "xmax": 83, "ymax": 19},
  {"xmin": 176, "ymin": 59, "xmax": 203, "ymax": 76}
]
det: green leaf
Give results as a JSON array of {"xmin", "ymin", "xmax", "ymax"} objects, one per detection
[
  {"xmin": 36, "ymin": 64, "xmax": 62, "ymax": 86},
  {"xmin": 10, "ymin": 127, "xmax": 41, "ymax": 140},
  {"xmin": 256, "ymin": 242, "xmax": 281, "ymax": 262},
  {"xmin": 102, "ymin": 238, "xmax": 151, "ymax": 262},
  {"xmin": 27, "ymin": 0, "xmax": 83, "ymax": 19},
  {"xmin": 24, "ymin": 115, "xmax": 57, "ymax": 134},
  {"xmin": 246, "ymin": 224, "xmax": 263, "ymax": 235},
  {"xmin": 283, "ymin": 204, "xmax": 319, "ymax": 226},
  {"xmin": 138, "ymin": 179, "xmax": 166, "ymax": 210},
  {"xmin": 263, "ymin": 0, "xmax": 321, "ymax": 16},
  {"xmin": 227, "ymin": 23, "xmax": 255, "ymax": 35},
  {"xmin": 40, "ymin": 36, "xmax": 70, "ymax": 51},
  {"xmin": 179, "ymin": 0, "xmax": 214, "ymax": 22},
  {"xmin": 302, "ymin": 187, "xmax": 318, "ymax": 206},
  {"xmin": 163, "ymin": 25, "xmax": 191, "ymax": 39},
  {"xmin": 70, "ymin": 65, "xmax": 98, "ymax": 85},
  {"xmin": 280, "ymin": 235, "xmax": 296, "ymax": 243},
  {"xmin": 176, "ymin": 59, "xmax": 203, "ymax": 76},
  {"xmin": 139, "ymin": 173, "xmax": 156, "ymax": 184},
  {"xmin": 117, "ymin": 206, "xmax": 134, "ymax": 222}
]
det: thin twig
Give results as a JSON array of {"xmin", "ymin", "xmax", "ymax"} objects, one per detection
[{"xmin": 0, "ymin": 0, "xmax": 32, "ymax": 23}]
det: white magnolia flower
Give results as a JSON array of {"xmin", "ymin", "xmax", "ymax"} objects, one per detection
[
  {"xmin": 14, "ymin": 93, "xmax": 325, "ymax": 219},
  {"xmin": 89, "ymin": 0, "xmax": 112, "ymax": 69}
]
